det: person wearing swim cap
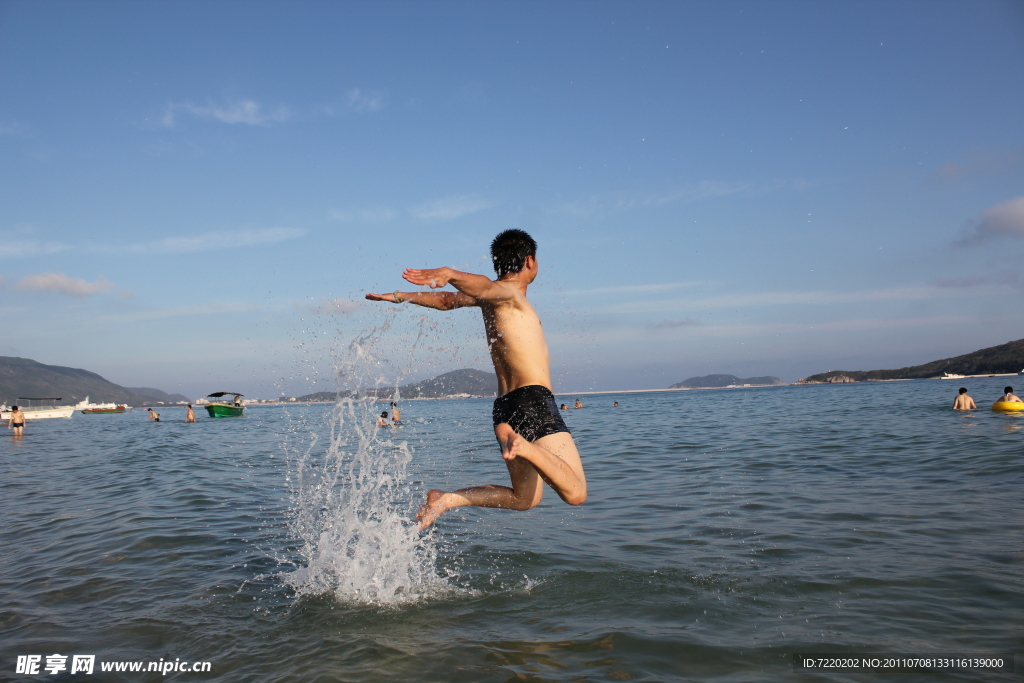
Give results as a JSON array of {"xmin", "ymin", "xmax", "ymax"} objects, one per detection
[
  {"xmin": 366, "ymin": 229, "xmax": 587, "ymax": 529},
  {"xmin": 952, "ymin": 387, "xmax": 976, "ymax": 410}
]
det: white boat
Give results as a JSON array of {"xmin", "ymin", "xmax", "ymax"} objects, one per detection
[
  {"xmin": 74, "ymin": 396, "xmax": 130, "ymax": 412},
  {"xmin": 1, "ymin": 397, "xmax": 75, "ymax": 420},
  {"xmin": 940, "ymin": 373, "xmax": 965, "ymax": 379}
]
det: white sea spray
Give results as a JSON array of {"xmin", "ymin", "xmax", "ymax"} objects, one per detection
[{"xmin": 282, "ymin": 321, "xmax": 455, "ymax": 606}]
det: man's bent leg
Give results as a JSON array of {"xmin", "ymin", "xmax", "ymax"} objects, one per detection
[
  {"xmin": 496, "ymin": 425, "xmax": 587, "ymax": 506},
  {"xmin": 416, "ymin": 432, "xmax": 546, "ymax": 529}
]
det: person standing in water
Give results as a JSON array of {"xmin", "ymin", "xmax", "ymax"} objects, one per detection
[
  {"xmin": 366, "ymin": 229, "xmax": 587, "ymax": 529},
  {"xmin": 146, "ymin": 408, "xmax": 160, "ymax": 422},
  {"xmin": 185, "ymin": 404, "xmax": 196, "ymax": 422},
  {"xmin": 574, "ymin": 399, "xmax": 583, "ymax": 409},
  {"xmin": 390, "ymin": 401, "xmax": 401, "ymax": 424},
  {"xmin": 952, "ymin": 388, "xmax": 976, "ymax": 410},
  {"xmin": 7, "ymin": 405, "xmax": 26, "ymax": 436}
]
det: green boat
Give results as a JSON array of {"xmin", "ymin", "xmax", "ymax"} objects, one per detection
[{"xmin": 205, "ymin": 392, "xmax": 245, "ymax": 418}]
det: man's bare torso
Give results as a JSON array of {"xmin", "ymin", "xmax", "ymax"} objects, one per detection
[
  {"xmin": 952, "ymin": 394, "xmax": 975, "ymax": 410},
  {"xmin": 480, "ymin": 286, "xmax": 551, "ymax": 396}
]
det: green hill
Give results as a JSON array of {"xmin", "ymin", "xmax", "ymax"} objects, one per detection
[
  {"xmin": 126, "ymin": 387, "xmax": 192, "ymax": 404},
  {"xmin": 0, "ymin": 356, "xmax": 188, "ymax": 405},
  {"xmin": 395, "ymin": 368, "xmax": 497, "ymax": 398},
  {"xmin": 669, "ymin": 373, "xmax": 784, "ymax": 389},
  {"xmin": 295, "ymin": 368, "xmax": 498, "ymax": 402},
  {"xmin": 799, "ymin": 338, "xmax": 1024, "ymax": 383}
]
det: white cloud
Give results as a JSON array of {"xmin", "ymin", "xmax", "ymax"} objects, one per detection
[
  {"xmin": 553, "ymin": 180, "xmax": 778, "ymax": 217},
  {"xmin": 559, "ymin": 314, "xmax": 979, "ymax": 346},
  {"xmin": 161, "ymin": 99, "xmax": 290, "ymax": 127},
  {"xmin": 328, "ymin": 207, "xmax": 397, "ymax": 223},
  {"xmin": 410, "ymin": 195, "xmax": 492, "ymax": 221},
  {"xmin": 14, "ymin": 272, "xmax": 115, "ymax": 296},
  {"xmin": 640, "ymin": 180, "xmax": 752, "ymax": 207},
  {"xmin": 115, "ymin": 227, "xmax": 307, "ymax": 254},
  {"xmin": 0, "ymin": 239, "xmax": 70, "ymax": 259},
  {"xmin": 317, "ymin": 297, "xmax": 361, "ymax": 315},
  {"xmin": 929, "ymin": 271, "xmax": 1022, "ymax": 289},
  {"xmin": 930, "ymin": 147, "xmax": 1023, "ymax": 184},
  {"xmin": 594, "ymin": 282, "xmax": 998, "ymax": 316},
  {"xmin": 930, "ymin": 276, "xmax": 985, "ymax": 288},
  {"xmin": 560, "ymin": 281, "xmax": 706, "ymax": 296},
  {"xmin": 346, "ymin": 88, "xmax": 385, "ymax": 113},
  {"xmin": 649, "ymin": 318, "xmax": 698, "ymax": 329},
  {"xmin": 957, "ymin": 196, "xmax": 1024, "ymax": 246}
]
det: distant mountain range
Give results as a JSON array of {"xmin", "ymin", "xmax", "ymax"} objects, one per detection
[
  {"xmin": 296, "ymin": 368, "xmax": 498, "ymax": 401},
  {"xmin": 798, "ymin": 338, "xmax": 1024, "ymax": 383},
  {"xmin": 669, "ymin": 373, "xmax": 785, "ymax": 389},
  {"xmin": 0, "ymin": 356, "xmax": 190, "ymax": 405}
]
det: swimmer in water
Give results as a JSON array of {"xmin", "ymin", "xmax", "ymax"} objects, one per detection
[
  {"xmin": 7, "ymin": 405, "xmax": 26, "ymax": 437},
  {"xmin": 999, "ymin": 386, "xmax": 1022, "ymax": 403},
  {"xmin": 574, "ymin": 399, "xmax": 583, "ymax": 409},
  {"xmin": 366, "ymin": 229, "xmax": 587, "ymax": 529},
  {"xmin": 146, "ymin": 408, "xmax": 160, "ymax": 422},
  {"xmin": 185, "ymin": 404, "xmax": 196, "ymax": 422},
  {"xmin": 613, "ymin": 401, "xmax": 619, "ymax": 407},
  {"xmin": 390, "ymin": 401, "xmax": 401, "ymax": 424},
  {"xmin": 952, "ymin": 387, "xmax": 976, "ymax": 410},
  {"xmin": 377, "ymin": 411, "xmax": 390, "ymax": 427}
]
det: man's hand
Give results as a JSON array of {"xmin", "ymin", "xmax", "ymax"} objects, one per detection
[
  {"xmin": 403, "ymin": 267, "xmax": 453, "ymax": 289},
  {"xmin": 365, "ymin": 292, "xmax": 401, "ymax": 303}
]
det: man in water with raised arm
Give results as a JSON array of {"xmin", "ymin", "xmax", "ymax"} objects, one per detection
[{"xmin": 365, "ymin": 229, "xmax": 587, "ymax": 529}]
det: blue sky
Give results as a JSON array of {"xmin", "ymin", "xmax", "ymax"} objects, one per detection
[{"xmin": 1, "ymin": 0, "xmax": 1022, "ymax": 398}]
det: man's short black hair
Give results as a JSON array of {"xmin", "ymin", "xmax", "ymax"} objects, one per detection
[
  {"xmin": 490, "ymin": 229, "xmax": 537, "ymax": 278},
  {"xmin": 959, "ymin": 387, "xmax": 967, "ymax": 394},
  {"xmin": 1006, "ymin": 386, "xmax": 1014, "ymax": 394}
]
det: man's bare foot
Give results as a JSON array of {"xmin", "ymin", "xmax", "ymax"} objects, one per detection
[
  {"xmin": 495, "ymin": 422, "xmax": 530, "ymax": 461},
  {"xmin": 416, "ymin": 489, "xmax": 448, "ymax": 530}
]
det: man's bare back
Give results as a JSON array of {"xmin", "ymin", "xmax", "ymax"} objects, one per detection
[
  {"xmin": 952, "ymin": 390, "xmax": 976, "ymax": 410},
  {"xmin": 366, "ymin": 229, "xmax": 587, "ymax": 528}
]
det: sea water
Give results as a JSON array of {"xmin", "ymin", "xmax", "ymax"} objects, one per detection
[{"xmin": 1, "ymin": 376, "xmax": 1021, "ymax": 681}]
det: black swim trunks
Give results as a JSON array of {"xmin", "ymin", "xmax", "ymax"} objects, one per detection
[
  {"xmin": 12, "ymin": 422, "xmax": 24, "ymax": 428},
  {"xmin": 492, "ymin": 385, "xmax": 571, "ymax": 442}
]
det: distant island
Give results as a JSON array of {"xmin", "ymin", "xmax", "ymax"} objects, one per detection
[
  {"xmin": 796, "ymin": 338, "xmax": 1024, "ymax": 384},
  {"xmin": 295, "ymin": 368, "xmax": 498, "ymax": 402},
  {"xmin": 0, "ymin": 356, "xmax": 190, "ymax": 405},
  {"xmin": 669, "ymin": 373, "xmax": 784, "ymax": 390}
]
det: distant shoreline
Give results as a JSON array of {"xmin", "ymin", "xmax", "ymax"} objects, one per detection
[{"xmin": 191, "ymin": 372, "xmax": 1023, "ymax": 406}]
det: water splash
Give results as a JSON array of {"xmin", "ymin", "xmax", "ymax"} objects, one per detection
[{"xmin": 283, "ymin": 321, "xmax": 453, "ymax": 606}]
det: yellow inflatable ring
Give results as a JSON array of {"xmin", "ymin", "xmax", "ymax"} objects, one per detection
[{"xmin": 992, "ymin": 401, "xmax": 1024, "ymax": 412}]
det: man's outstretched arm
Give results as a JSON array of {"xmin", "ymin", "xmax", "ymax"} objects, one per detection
[
  {"xmin": 365, "ymin": 291, "xmax": 476, "ymax": 310},
  {"xmin": 402, "ymin": 267, "xmax": 513, "ymax": 303}
]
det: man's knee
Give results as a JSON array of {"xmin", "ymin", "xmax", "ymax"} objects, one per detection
[
  {"xmin": 510, "ymin": 490, "xmax": 542, "ymax": 511},
  {"xmin": 564, "ymin": 491, "xmax": 587, "ymax": 506}
]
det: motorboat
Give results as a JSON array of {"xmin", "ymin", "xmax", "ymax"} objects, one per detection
[
  {"xmin": 1, "ymin": 397, "xmax": 75, "ymax": 420},
  {"xmin": 75, "ymin": 396, "xmax": 129, "ymax": 413},
  {"xmin": 205, "ymin": 392, "xmax": 245, "ymax": 418}
]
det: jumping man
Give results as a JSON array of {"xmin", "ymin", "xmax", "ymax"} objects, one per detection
[{"xmin": 365, "ymin": 229, "xmax": 587, "ymax": 528}]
